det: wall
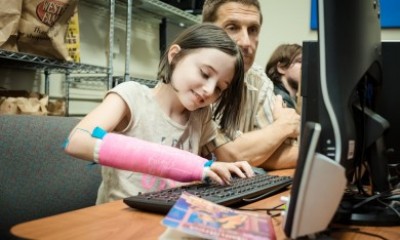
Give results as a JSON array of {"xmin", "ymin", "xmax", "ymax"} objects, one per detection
[{"xmin": 256, "ymin": 0, "xmax": 400, "ymax": 69}]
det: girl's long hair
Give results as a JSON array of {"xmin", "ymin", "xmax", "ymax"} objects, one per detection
[{"xmin": 158, "ymin": 23, "xmax": 245, "ymax": 138}]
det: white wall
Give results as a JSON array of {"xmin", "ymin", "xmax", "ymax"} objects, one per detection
[
  {"xmin": 256, "ymin": 0, "xmax": 317, "ymax": 68},
  {"xmin": 256, "ymin": 0, "xmax": 400, "ymax": 69}
]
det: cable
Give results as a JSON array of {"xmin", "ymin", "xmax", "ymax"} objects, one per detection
[
  {"xmin": 352, "ymin": 191, "xmax": 385, "ymax": 209},
  {"xmin": 377, "ymin": 198, "xmax": 400, "ymax": 220},
  {"xmin": 239, "ymin": 202, "xmax": 285, "ymax": 217},
  {"xmin": 352, "ymin": 189, "xmax": 399, "ymax": 209}
]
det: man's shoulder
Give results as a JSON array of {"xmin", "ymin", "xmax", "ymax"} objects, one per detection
[
  {"xmin": 246, "ymin": 64, "xmax": 273, "ymax": 90},
  {"xmin": 248, "ymin": 63, "xmax": 265, "ymax": 75}
]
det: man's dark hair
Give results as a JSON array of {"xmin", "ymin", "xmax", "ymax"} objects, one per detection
[{"xmin": 202, "ymin": 0, "xmax": 263, "ymax": 25}]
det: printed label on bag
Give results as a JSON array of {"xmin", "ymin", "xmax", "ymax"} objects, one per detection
[{"xmin": 36, "ymin": 0, "xmax": 69, "ymax": 26}]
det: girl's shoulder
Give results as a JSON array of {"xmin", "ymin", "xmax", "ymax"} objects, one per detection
[{"xmin": 108, "ymin": 81, "xmax": 155, "ymax": 111}]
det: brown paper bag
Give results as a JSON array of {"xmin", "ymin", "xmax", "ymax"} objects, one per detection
[
  {"xmin": 47, "ymin": 99, "xmax": 65, "ymax": 116},
  {"xmin": 17, "ymin": 0, "xmax": 78, "ymax": 60},
  {"xmin": 0, "ymin": 97, "xmax": 19, "ymax": 114},
  {"xmin": 0, "ymin": 0, "xmax": 23, "ymax": 51},
  {"xmin": 0, "ymin": 91, "xmax": 49, "ymax": 115},
  {"xmin": 15, "ymin": 96, "xmax": 48, "ymax": 115}
]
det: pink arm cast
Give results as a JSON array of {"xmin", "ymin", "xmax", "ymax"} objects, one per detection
[{"xmin": 98, "ymin": 133, "xmax": 207, "ymax": 182}]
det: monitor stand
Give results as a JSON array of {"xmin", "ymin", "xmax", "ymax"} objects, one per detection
[{"xmin": 332, "ymin": 104, "xmax": 400, "ymax": 226}]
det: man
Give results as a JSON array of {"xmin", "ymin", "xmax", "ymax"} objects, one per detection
[{"xmin": 201, "ymin": 0, "xmax": 300, "ymax": 170}]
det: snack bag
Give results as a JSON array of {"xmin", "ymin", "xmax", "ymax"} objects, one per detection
[
  {"xmin": 0, "ymin": 0, "xmax": 23, "ymax": 51},
  {"xmin": 66, "ymin": 10, "xmax": 80, "ymax": 62},
  {"xmin": 17, "ymin": 0, "xmax": 78, "ymax": 60}
]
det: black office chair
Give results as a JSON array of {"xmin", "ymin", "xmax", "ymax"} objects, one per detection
[{"xmin": 0, "ymin": 115, "xmax": 102, "ymax": 240}]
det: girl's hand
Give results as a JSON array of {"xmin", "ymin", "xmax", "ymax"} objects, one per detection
[{"xmin": 205, "ymin": 161, "xmax": 255, "ymax": 185}]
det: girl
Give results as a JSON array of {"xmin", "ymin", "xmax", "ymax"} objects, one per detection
[{"xmin": 64, "ymin": 23, "xmax": 254, "ymax": 204}]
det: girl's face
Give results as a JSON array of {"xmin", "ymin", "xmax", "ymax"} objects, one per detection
[{"xmin": 169, "ymin": 46, "xmax": 236, "ymax": 111}]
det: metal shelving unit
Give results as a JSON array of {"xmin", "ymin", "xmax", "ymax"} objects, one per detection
[
  {"xmin": 83, "ymin": 0, "xmax": 201, "ymax": 26},
  {"xmin": 135, "ymin": 0, "xmax": 201, "ymax": 26},
  {"xmin": 0, "ymin": 49, "xmax": 108, "ymax": 73},
  {"xmin": 0, "ymin": 0, "xmax": 200, "ymax": 116},
  {"xmin": 105, "ymin": 0, "xmax": 200, "ymax": 87},
  {"xmin": 0, "ymin": 49, "xmax": 109, "ymax": 115},
  {"xmin": 113, "ymin": 76, "xmax": 159, "ymax": 88}
]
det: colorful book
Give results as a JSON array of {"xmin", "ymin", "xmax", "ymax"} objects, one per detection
[{"xmin": 160, "ymin": 192, "xmax": 276, "ymax": 240}]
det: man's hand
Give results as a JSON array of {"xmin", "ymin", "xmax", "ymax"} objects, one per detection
[{"xmin": 272, "ymin": 95, "xmax": 301, "ymax": 139}]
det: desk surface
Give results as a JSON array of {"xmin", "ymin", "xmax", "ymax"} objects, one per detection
[{"xmin": 11, "ymin": 169, "xmax": 400, "ymax": 240}]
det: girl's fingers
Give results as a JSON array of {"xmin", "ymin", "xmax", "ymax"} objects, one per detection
[
  {"xmin": 235, "ymin": 161, "xmax": 255, "ymax": 177},
  {"xmin": 207, "ymin": 161, "xmax": 256, "ymax": 185},
  {"xmin": 205, "ymin": 168, "xmax": 224, "ymax": 185}
]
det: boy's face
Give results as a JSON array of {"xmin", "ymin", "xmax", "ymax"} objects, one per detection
[
  {"xmin": 279, "ymin": 54, "xmax": 302, "ymax": 91},
  {"xmin": 213, "ymin": 2, "xmax": 261, "ymax": 72}
]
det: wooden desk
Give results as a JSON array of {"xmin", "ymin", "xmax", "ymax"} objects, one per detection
[{"xmin": 11, "ymin": 170, "xmax": 400, "ymax": 240}]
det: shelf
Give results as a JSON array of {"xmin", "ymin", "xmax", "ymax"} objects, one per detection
[
  {"xmin": 136, "ymin": 0, "xmax": 201, "ymax": 26},
  {"xmin": 0, "ymin": 50, "xmax": 108, "ymax": 74},
  {"xmin": 67, "ymin": 75, "xmax": 158, "ymax": 89},
  {"xmin": 0, "ymin": 0, "xmax": 192, "ymax": 117},
  {"xmin": 82, "ymin": 0, "xmax": 201, "ymax": 26}
]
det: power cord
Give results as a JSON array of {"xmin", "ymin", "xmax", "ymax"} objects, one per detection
[
  {"xmin": 239, "ymin": 202, "xmax": 285, "ymax": 218},
  {"xmin": 376, "ymin": 198, "xmax": 400, "ymax": 219}
]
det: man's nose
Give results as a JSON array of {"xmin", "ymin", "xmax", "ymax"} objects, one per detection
[{"xmin": 236, "ymin": 29, "xmax": 251, "ymax": 48}]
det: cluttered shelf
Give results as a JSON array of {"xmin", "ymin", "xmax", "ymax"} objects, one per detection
[
  {"xmin": 0, "ymin": 49, "xmax": 108, "ymax": 74},
  {"xmin": 0, "ymin": 0, "xmax": 200, "ymax": 117}
]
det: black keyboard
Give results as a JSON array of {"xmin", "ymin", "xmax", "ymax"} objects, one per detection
[{"xmin": 123, "ymin": 174, "xmax": 292, "ymax": 214}]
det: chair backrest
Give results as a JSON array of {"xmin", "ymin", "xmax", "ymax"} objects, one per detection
[{"xmin": 0, "ymin": 115, "xmax": 102, "ymax": 239}]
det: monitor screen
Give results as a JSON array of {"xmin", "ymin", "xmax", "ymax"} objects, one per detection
[{"xmin": 283, "ymin": 0, "xmax": 400, "ymax": 237}]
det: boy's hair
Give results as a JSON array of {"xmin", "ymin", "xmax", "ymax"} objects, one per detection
[
  {"xmin": 202, "ymin": 0, "xmax": 263, "ymax": 25},
  {"xmin": 157, "ymin": 23, "xmax": 245, "ymax": 137},
  {"xmin": 265, "ymin": 43, "xmax": 302, "ymax": 85}
]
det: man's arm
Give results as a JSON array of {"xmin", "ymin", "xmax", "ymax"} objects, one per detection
[
  {"xmin": 213, "ymin": 119, "xmax": 297, "ymax": 168},
  {"xmin": 259, "ymin": 142, "xmax": 298, "ymax": 170},
  {"xmin": 213, "ymin": 96, "xmax": 300, "ymax": 169}
]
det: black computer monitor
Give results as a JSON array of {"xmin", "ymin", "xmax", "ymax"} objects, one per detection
[
  {"xmin": 283, "ymin": 0, "xmax": 400, "ymax": 237},
  {"xmin": 283, "ymin": 121, "xmax": 346, "ymax": 238},
  {"xmin": 376, "ymin": 41, "xmax": 400, "ymax": 171}
]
